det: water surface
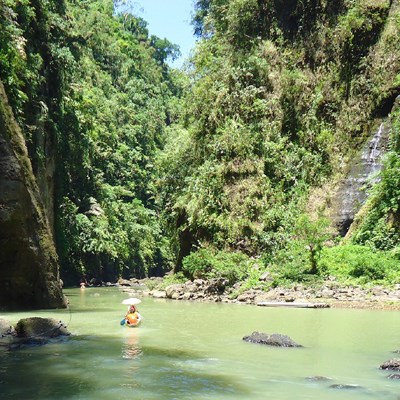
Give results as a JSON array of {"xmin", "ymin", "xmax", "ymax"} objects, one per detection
[{"xmin": 1, "ymin": 287, "xmax": 399, "ymax": 399}]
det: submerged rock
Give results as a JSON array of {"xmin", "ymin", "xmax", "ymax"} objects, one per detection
[
  {"xmin": 242, "ymin": 332, "xmax": 302, "ymax": 347},
  {"xmin": 329, "ymin": 384, "xmax": 361, "ymax": 390},
  {"xmin": 387, "ymin": 374, "xmax": 400, "ymax": 380},
  {"xmin": 379, "ymin": 359, "xmax": 400, "ymax": 371},
  {"xmin": 306, "ymin": 376, "xmax": 332, "ymax": 382}
]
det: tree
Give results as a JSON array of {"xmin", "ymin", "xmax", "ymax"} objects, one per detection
[{"xmin": 294, "ymin": 214, "xmax": 330, "ymax": 275}]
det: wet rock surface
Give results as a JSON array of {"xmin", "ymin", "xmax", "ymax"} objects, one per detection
[
  {"xmin": 16, "ymin": 317, "xmax": 70, "ymax": 338},
  {"xmin": 387, "ymin": 374, "xmax": 400, "ymax": 380},
  {"xmin": 0, "ymin": 82, "xmax": 65, "ymax": 310},
  {"xmin": 379, "ymin": 359, "xmax": 400, "ymax": 371},
  {"xmin": 0, "ymin": 317, "xmax": 70, "ymax": 349},
  {"xmin": 329, "ymin": 384, "xmax": 362, "ymax": 390},
  {"xmin": 242, "ymin": 332, "xmax": 302, "ymax": 347},
  {"xmin": 306, "ymin": 376, "xmax": 332, "ymax": 382},
  {"xmin": 0, "ymin": 318, "xmax": 15, "ymax": 337}
]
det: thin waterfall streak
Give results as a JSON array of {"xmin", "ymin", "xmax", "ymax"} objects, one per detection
[{"xmin": 369, "ymin": 123, "xmax": 383, "ymax": 164}]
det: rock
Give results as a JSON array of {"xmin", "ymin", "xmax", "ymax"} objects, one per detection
[
  {"xmin": 165, "ymin": 284, "xmax": 184, "ymax": 299},
  {"xmin": 16, "ymin": 317, "xmax": 70, "ymax": 339},
  {"xmin": 0, "ymin": 81, "xmax": 66, "ymax": 310},
  {"xmin": 242, "ymin": 332, "xmax": 302, "ymax": 347},
  {"xmin": 259, "ymin": 271, "xmax": 273, "ymax": 282},
  {"xmin": 387, "ymin": 374, "xmax": 400, "ymax": 380},
  {"xmin": 171, "ymin": 291, "xmax": 182, "ymax": 300},
  {"xmin": 84, "ymin": 197, "xmax": 104, "ymax": 217},
  {"xmin": 118, "ymin": 279, "xmax": 133, "ymax": 287},
  {"xmin": 306, "ymin": 376, "xmax": 332, "ymax": 382},
  {"xmin": 329, "ymin": 384, "xmax": 361, "ymax": 390},
  {"xmin": 89, "ymin": 278, "xmax": 102, "ymax": 286},
  {"xmin": 379, "ymin": 359, "xmax": 400, "ymax": 371},
  {"xmin": 2, "ymin": 317, "xmax": 71, "ymax": 349},
  {"xmin": 0, "ymin": 318, "xmax": 16, "ymax": 347},
  {"xmin": 237, "ymin": 290, "xmax": 257, "ymax": 303},
  {"xmin": 151, "ymin": 290, "xmax": 167, "ymax": 299},
  {"xmin": 204, "ymin": 278, "xmax": 227, "ymax": 295},
  {"xmin": 0, "ymin": 318, "xmax": 15, "ymax": 337}
]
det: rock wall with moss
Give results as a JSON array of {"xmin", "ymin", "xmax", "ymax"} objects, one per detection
[
  {"xmin": 0, "ymin": 0, "xmax": 182, "ymax": 286},
  {"xmin": 157, "ymin": 0, "xmax": 400, "ymax": 273},
  {"xmin": 0, "ymin": 80, "xmax": 65, "ymax": 309}
]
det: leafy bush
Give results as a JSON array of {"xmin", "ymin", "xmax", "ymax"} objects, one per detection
[
  {"xmin": 319, "ymin": 244, "xmax": 400, "ymax": 284},
  {"xmin": 160, "ymin": 272, "xmax": 187, "ymax": 289},
  {"xmin": 142, "ymin": 273, "xmax": 187, "ymax": 291},
  {"xmin": 263, "ymin": 213, "xmax": 331, "ymax": 285},
  {"xmin": 182, "ymin": 248, "xmax": 250, "ymax": 285},
  {"xmin": 266, "ymin": 240, "xmax": 321, "ymax": 286}
]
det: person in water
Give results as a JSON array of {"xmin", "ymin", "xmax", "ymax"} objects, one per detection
[
  {"xmin": 125, "ymin": 305, "xmax": 142, "ymax": 325},
  {"xmin": 128, "ymin": 305, "xmax": 137, "ymax": 314}
]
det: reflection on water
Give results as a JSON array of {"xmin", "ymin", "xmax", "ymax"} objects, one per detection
[
  {"xmin": 0, "ymin": 287, "xmax": 399, "ymax": 400},
  {"xmin": 122, "ymin": 330, "xmax": 142, "ymax": 360}
]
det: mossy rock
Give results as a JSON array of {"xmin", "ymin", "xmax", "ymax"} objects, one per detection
[
  {"xmin": 15, "ymin": 317, "xmax": 70, "ymax": 338},
  {"xmin": 243, "ymin": 331, "xmax": 303, "ymax": 347}
]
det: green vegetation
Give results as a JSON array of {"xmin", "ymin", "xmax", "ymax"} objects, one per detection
[
  {"xmin": 0, "ymin": 0, "xmax": 399, "ymax": 289},
  {"xmin": 319, "ymin": 244, "xmax": 400, "ymax": 285},
  {"xmin": 182, "ymin": 249, "xmax": 251, "ymax": 285},
  {"xmin": 157, "ymin": 0, "xmax": 400, "ymax": 287}
]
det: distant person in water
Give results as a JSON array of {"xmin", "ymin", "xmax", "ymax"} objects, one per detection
[{"xmin": 80, "ymin": 276, "xmax": 88, "ymax": 289}]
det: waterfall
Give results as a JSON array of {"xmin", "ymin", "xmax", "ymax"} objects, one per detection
[
  {"xmin": 331, "ymin": 121, "xmax": 389, "ymax": 236},
  {"xmin": 367, "ymin": 122, "xmax": 384, "ymax": 167}
]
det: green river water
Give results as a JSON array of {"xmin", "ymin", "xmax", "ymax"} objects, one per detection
[{"xmin": 1, "ymin": 287, "xmax": 399, "ymax": 400}]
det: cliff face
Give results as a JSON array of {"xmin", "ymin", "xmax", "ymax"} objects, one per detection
[{"xmin": 0, "ymin": 81, "xmax": 65, "ymax": 310}]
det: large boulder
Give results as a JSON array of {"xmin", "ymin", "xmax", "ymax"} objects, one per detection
[
  {"xmin": 1, "ymin": 317, "xmax": 71, "ymax": 349},
  {"xmin": 165, "ymin": 284, "xmax": 184, "ymax": 299},
  {"xmin": 15, "ymin": 317, "xmax": 70, "ymax": 344},
  {"xmin": 243, "ymin": 331, "xmax": 302, "ymax": 347}
]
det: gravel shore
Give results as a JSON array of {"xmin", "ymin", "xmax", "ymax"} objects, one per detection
[{"xmin": 118, "ymin": 277, "xmax": 400, "ymax": 311}]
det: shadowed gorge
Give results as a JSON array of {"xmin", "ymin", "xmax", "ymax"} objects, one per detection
[{"xmin": 0, "ymin": 0, "xmax": 399, "ymax": 306}]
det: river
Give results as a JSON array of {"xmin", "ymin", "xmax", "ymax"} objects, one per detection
[{"xmin": 1, "ymin": 287, "xmax": 399, "ymax": 399}]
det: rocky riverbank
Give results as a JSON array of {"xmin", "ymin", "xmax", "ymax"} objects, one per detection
[{"xmin": 117, "ymin": 277, "xmax": 400, "ymax": 310}]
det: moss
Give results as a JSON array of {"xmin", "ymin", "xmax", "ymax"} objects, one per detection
[{"xmin": 0, "ymin": 80, "xmax": 65, "ymax": 310}]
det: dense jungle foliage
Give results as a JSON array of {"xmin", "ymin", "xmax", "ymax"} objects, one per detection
[{"xmin": 0, "ymin": 0, "xmax": 399, "ymax": 289}]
